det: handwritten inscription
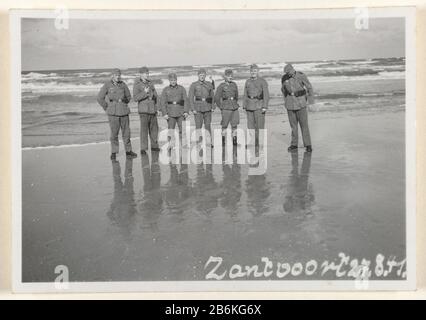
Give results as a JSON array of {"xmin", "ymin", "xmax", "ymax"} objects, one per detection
[{"xmin": 204, "ymin": 253, "xmax": 406, "ymax": 280}]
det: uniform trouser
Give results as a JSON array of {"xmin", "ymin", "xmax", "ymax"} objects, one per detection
[
  {"xmin": 246, "ymin": 109, "xmax": 265, "ymax": 144},
  {"xmin": 108, "ymin": 115, "xmax": 132, "ymax": 154},
  {"xmin": 139, "ymin": 113, "xmax": 159, "ymax": 151},
  {"xmin": 287, "ymin": 107, "xmax": 312, "ymax": 147},
  {"xmin": 167, "ymin": 116, "xmax": 183, "ymax": 140},
  {"xmin": 194, "ymin": 111, "xmax": 212, "ymax": 140},
  {"xmin": 221, "ymin": 109, "xmax": 240, "ymax": 136}
]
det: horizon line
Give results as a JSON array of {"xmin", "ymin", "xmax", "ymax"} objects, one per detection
[{"xmin": 21, "ymin": 56, "xmax": 405, "ymax": 73}]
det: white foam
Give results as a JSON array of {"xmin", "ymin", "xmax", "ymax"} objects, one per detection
[{"xmin": 22, "ymin": 137, "xmax": 140, "ymax": 151}]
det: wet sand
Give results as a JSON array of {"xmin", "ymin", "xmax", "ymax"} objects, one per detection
[{"xmin": 22, "ymin": 109, "xmax": 406, "ymax": 282}]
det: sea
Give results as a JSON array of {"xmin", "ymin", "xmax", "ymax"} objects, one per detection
[{"xmin": 21, "ymin": 57, "xmax": 405, "ymax": 148}]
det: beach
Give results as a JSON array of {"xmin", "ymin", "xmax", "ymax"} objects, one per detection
[
  {"xmin": 22, "ymin": 108, "xmax": 406, "ymax": 282},
  {"xmin": 21, "ymin": 58, "xmax": 405, "ymax": 148}
]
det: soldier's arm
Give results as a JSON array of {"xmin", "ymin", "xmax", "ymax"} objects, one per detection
[
  {"xmin": 152, "ymin": 87, "xmax": 159, "ymax": 110},
  {"xmin": 188, "ymin": 83, "xmax": 195, "ymax": 111},
  {"xmin": 214, "ymin": 84, "xmax": 223, "ymax": 110},
  {"xmin": 280, "ymin": 76, "xmax": 288, "ymax": 97},
  {"xmin": 233, "ymin": 83, "xmax": 238, "ymax": 102},
  {"xmin": 123, "ymin": 84, "xmax": 132, "ymax": 104},
  {"xmin": 243, "ymin": 81, "xmax": 248, "ymax": 110},
  {"xmin": 181, "ymin": 87, "xmax": 189, "ymax": 113},
  {"xmin": 209, "ymin": 84, "xmax": 216, "ymax": 110},
  {"xmin": 301, "ymin": 74, "xmax": 314, "ymax": 104},
  {"xmin": 97, "ymin": 83, "xmax": 109, "ymax": 110},
  {"xmin": 133, "ymin": 82, "xmax": 148, "ymax": 102},
  {"xmin": 262, "ymin": 79, "xmax": 270, "ymax": 109},
  {"xmin": 160, "ymin": 89, "xmax": 168, "ymax": 116}
]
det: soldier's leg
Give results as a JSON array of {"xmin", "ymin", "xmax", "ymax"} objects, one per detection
[
  {"xmin": 149, "ymin": 114, "xmax": 159, "ymax": 149},
  {"xmin": 298, "ymin": 107, "xmax": 312, "ymax": 147},
  {"xmin": 253, "ymin": 109, "xmax": 264, "ymax": 145},
  {"xmin": 177, "ymin": 116, "xmax": 184, "ymax": 147},
  {"xmin": 120, "ymin": 115, "xmax": 132, "ymax": 152},
  {"xmin": 221, "ymin": 110, "xmax": 233, "ymax": 146},
  {"xmin": 139, "ymin": 114, "xmax": 149, "ymax": 151},
  {"xmin": 256, "ymin": 109, "xmax": 265, "ymax": 129},
  {"xmin": 167, "ymin": 116, "xmax": 177, "ymax": 136},
  {"xmin": 231, "ymin": 110, "xmax": 240, "ymax": 145},
  {"xmin": 219, "ymin": 110, "xmax": 228, "ymax": 146},
  {"xmin": 168, "ymin": 116, "xmax": 177, "ymax": 130},
  {"xmin": 221, "ymin": 110, "xmax": 232, "ymax": 134},
  {"xmin": 204, "ymin": 111, "xmax": 212, "ymax": 143},
  {"xmin": 246, "ymin": 111, "xmax": 255, "ymax": 146},
  {"xmin": 167, "ymin": 116, "xmax": 177, "ymax": 148},
  {"xmin": 108, "ymin": 115, "xmax": 120, "ymax": 154},
  {"xmin": 177, "ymin": 116, "xmax": 183, "ymax": 137},
  {"xmin": 194, "ymin": 112, "xmax": 203, "ymax": 142},
  {"xmin": 287, "ymin": 110, "xmax": 299, "ymax": 147}
]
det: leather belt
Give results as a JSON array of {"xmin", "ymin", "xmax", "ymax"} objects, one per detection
[
  {"xmin": 289, "ymin": 89, "xmax": 306, "ymax": 97},
  {"xmin": 167, "ymin": 100, "xmax": 184, "ymax": 106},
  {"xmin": 195, "ymin": 97, "xmax": 213, "ymax": 103}
]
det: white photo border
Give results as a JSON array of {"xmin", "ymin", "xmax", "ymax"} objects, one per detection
[{"xmin": 10, "ymin": 7, "xmax": 417, "ymax": 293}]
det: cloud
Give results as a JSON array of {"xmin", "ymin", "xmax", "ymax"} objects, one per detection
[{"xmin": 21, "ymin": 17, "xmax": 405, "ymax": 70}]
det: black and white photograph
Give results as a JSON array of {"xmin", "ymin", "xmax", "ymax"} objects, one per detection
[{"xmin": 10, "ymin": 8, "xmax": 416, "ymax": 292}]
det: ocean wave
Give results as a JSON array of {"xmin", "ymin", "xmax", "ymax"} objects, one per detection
[
  {"xmin": 317, "ymin": 91, "xmax": 404, "ymax": 100},
  {"xmin": 21, "ymin": 59, "xmax": 405, "ymax": 95}
]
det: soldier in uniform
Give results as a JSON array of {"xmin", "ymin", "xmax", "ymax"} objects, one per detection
[
  {"xmin": 160, "ymin": 73, "xmax": 189, "ymax": 147},
  {"xmin": 214, "ymin": 69, "xmax": 240, "ymax": 146},
  {"xmin": 133, "ymin": 66, "xmax": 160, "ymax": 155},
  {"xmin": 243, "ymin": 64, "xmax": 269, "ymax": 146},
  {"xmin": 188, "ymin": 68, "xmax": 215, "ymax": 146},
  {"xmin": 281, "ymin": 63, "xmax": 314, "ymax": 153},
  {"xmin": 97, "ymin": 68, "xmax": 137, "ymax": 160}
]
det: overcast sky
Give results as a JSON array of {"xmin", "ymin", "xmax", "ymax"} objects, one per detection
[{"xmin": 21, "ymin": 18, "xmax": 405, "ymax": 71}]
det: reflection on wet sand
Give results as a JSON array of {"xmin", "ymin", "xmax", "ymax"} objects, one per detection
[
  {"xmin": 220, "ymin": 146, "xmax": 242, "ymax": 219},
  {"xmin": 23, "ymin": 112, "xmax": 406, "ymax": 282},
  {"xmin": 246, "ymin": 156, "xmax": 271, "ymax": 217},
  {"xmin": 139, "ymin": 151, "xmax": 163, "ymax": 231},
  {"xmin": 283, "ymin": 151, "xmax": 315, "ymax": 216},
  {"xmin": 163, "ymin": 160, "xmax": 191, "ymax": 220},
  {"xmin": 195, "ymin": 162, "xmax": 220, "ymax": 217},
  {"xmin": 106, "ymin": 159, "xmax": 136, "ymax": 241}
]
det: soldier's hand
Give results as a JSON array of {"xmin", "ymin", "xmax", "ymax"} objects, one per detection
[
  {"xmin": 183, "ymin": 112, "xmax": 188, "ymax": 119},
  {"xmin": 261, "ymin": 108, "xmax": 267, "ymax": 114},
  {"xmin": 144, "ymin": 87, "xmax": 150, "ymax": 93},
  {"xmin": 164, "ymin": 114, "xmax": 169, "ymax": 120},
  {"xmin": 192, "ymin": 110, "xmax": 197, "ymax": 115}
]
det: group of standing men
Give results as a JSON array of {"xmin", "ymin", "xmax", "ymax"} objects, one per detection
[{"xmin": 97, "ymin": 63, "xmax": 314, "ymax": 160}]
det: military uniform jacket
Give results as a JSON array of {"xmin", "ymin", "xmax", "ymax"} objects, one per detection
[
  {"xmin": 214, "ymin": 81, "xmax": 239, "ymax": 111},
  {"xmin": 97, "ymin": 80, "xmax": 132, "ymax": 116},
  {"xmin": 160, "ymin": 85, "xmax": 189, "ymax": 118},
  {"xmin": 133, "ymin": 78, "xmax": 158, "ymax": 114},
  {"xmin": 281, "ymin": 71, "xmax": 314, "ymax": 111},
  {"xmin": 188, "ymin": 80, "xmax": 215, "ymax": 112},
  {"xmin": 243, "ymin": 77, "xmax": 270, "ymax": 111}
]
